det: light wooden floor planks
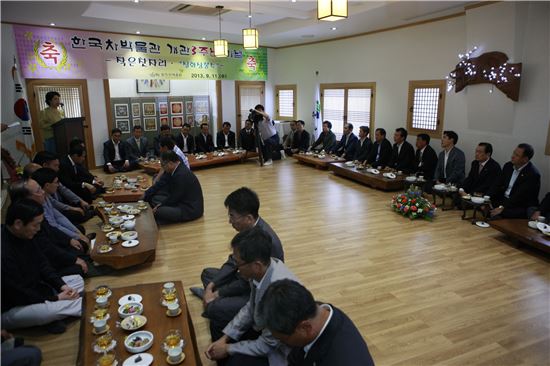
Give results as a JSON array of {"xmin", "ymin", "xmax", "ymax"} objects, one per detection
[{"xmin": 18, "ymin": 159, "xmax": 550, "ymax": 365}]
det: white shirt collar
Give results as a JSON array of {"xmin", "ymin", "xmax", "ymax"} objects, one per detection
[
  {"xmin": 304, "ymin": 304, "xmax": 334, "ymax": 356},
  {"xmin": 514, "ymin": 162, "xmax": 529, "ymax": 172},
  {"xmin": 68, "ymin": 155, "xmax": 76, "ymax": 166},
  {"xmin": 420, "ymin": 146, "xmax": 427, "ymax": 153}
]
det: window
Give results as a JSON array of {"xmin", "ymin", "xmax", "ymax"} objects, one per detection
[
  {"xmin": 320, "ymin": 83, "xmax": 375, "ymax": 138},
  {"xmin": 35, "ymin": 86, "xmax": 83, "ymax": 118},
  {"xmin": 275, "ymin": 85, "xmax": 296, "ymax": 120},
  {"xmin": 407, "ymin": 80, "xmax": 445, "ymax": 138}
]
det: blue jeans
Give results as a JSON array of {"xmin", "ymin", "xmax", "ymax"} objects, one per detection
[{"xmin": 262, "ymin": 133, "xmax": 279, "ymax": 161}]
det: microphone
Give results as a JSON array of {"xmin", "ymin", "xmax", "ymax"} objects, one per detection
[{"xmin": 60, "ymin": 103, "xmax": 65, "ymax": 108}]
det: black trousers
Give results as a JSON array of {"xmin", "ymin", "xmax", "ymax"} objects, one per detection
[{"xmin": 217, "ymin": 330, "xmax": 268, "ymax": 366}]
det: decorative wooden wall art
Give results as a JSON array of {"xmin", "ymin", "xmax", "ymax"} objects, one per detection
[{"xmin": 447, "ymin": 48, "xmax": 522, "ymax": 101}]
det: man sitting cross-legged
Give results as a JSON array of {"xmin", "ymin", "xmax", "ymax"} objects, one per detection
[
  {"xmin": 459, "ymin": 142, "xmax": 501, "ymax": 198},
  {"xmin": 190, "ymin": 187, "xmax": 284, "ymax": 341},
  {"xmin": 1, "ymin": 199, "xmax": 83, "ymax": 334},
  {"xmin": 259, "ymin": 279, "xmax": 375, "ymax": 366},
  {"xmin": 205, "ymin": 227, "xmax": 297, "ymax": 366}
]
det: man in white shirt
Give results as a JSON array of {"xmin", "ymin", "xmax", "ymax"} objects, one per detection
[
  {"xmin": 254, "ymin": 104, "xmax": 279, "ymax": 166},
  {"xmin": 258, "ymin": 279, "xmax": 375, "ymax": 366},
  {"xmin": 103, "ymin": 128, "xmax": 136, "ymax": 173},
  {"xmin": 126, "ymin": 125, "xmax": 148, "ymax": 160},
  {"xmin": 175, "ymin": 123, "xmax": 195, "ymax": 154},
  {"xmin": 216, "ymin": 121, "xmax": 236, "ymax": 149},
  {"xmin": 433, "ymin": 130, "xmax": 465, "ymax": 185}
]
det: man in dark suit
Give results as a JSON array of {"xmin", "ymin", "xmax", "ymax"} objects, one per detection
[
  {"xmin": 311, "ymin": 121, "xmax": 336, "ymax": 152},
  {"xmin": 143, "ymin": 151, "xmax": 204, "ymax": 224},
  {"xmin": 190, "ymin": 187, "xmax": 284, "ymax": 341},
  {"xmin": 366, "ymin": 127, "xmax": 392, "ymax": 167},
  {"xmin": 58, "ymin": 145, "xmax": 104, "ymax": 203},
  {"xmin": 240, "ymin": 119, "xmax": 256, "ymax": 152},
  {"xmin": 414, "ymin": 134, "xmax": 438, "ymax": 180},
  {"xmin": 195, "ymin": 123, "xmax": 215, "ymax": 153},
  {"xmin": 290, "ymin": 120, "xmax": 310, "ymax": 155},
  {"xmin": 154, "ymin": 125, "xmax": 174, "ymax": 156},
  {"xmin": 460, "ymin": 142, "xmax": 501, "ymax": 196},
  {"xmin": 353, "ymin": 125, "xmax": 372, "ymax": 162},
  {"xmin": 530, "ymin": 192, "xmax": 550, "ymax": 223},
  {"xmin": 388, "ymin": 127, "xmax": 415, "ymax": 173},
  {"xmin": 331, "ymin": 123, "xmax": 358, "ymax": 160},
  {"xmin": 125, "ymin": 125, "xmax": 148, "ymax": 160},
  {"xmin": 216, "ymin": 121, "xmax": 236, "ymax": 149},
  {"xmin": 433, "ymin": 130, "xmax": 465, "ymax": 185},
  {"xmin": 103, "ymin": 128, "xmax": 137, "ymax": 173},
  {"xmin": 259, "ymin": 279, "xmax": 375, "ymax": 366},
  {"xmin": 489, "ymin": 143, "xmax": 541, "ymax": 219},
  {"xmin": 175, "ymin": 123, "xmax": 195, "ymax": 154}
]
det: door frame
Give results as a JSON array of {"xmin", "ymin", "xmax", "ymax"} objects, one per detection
[
  {"xmin": 235, "ymin": 81, "xmax": 265, "ymax": 134},
  {"xmin": 26, "ymin": 79, "xmax": 96, "ymax": 168}
]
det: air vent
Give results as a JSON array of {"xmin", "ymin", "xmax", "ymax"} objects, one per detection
[{"xmin": 170, "ymin": 4, "xmax": 230, "ymax": 16}]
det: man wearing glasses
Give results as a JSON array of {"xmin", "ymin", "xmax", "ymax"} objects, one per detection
[{"xmin": 205, "ymin": 228, "xmax": 298, "ymax": 366}]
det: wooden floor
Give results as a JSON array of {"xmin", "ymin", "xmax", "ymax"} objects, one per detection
[{"xmin": 20, "ymin": 159, "xmax": 550, "ymax": 365}]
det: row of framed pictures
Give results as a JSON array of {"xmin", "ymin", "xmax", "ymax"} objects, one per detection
[
  {"xmin": 114, "ymin": 101, "xmax": 196, "ymax": 119},
  {"xmin": 115, "ymin": 115, "xmax": 209, "ymax": 133}
]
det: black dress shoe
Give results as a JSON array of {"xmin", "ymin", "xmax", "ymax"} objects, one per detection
[
  {"xmin": 45, "ymin": 320, "xmax": 66, "ymax": 334},
  {"xmin": 189, "ymin": 287, "xmax": 204, "ymax": 299}
]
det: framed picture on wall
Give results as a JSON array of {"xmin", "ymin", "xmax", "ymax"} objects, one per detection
[
  {"xmin": 132, "ymin": 103, "xmax": 140, "ymax": 117},
  {"xmin": 132, "ymin": 118, "xmax": 141, "ymax": 127},
  {"xmin": 142, "ymin": 102, "xmax": 156, "ymax": 117},
  {"xmin": 159, "ymin": 102, "xmax": 168, "ymax": 116},
  {"xmin": 185, "ymin": 101, "xmax": 193, "ymax": 114},
  {"xmin": 116, "ymin": 119, "xmax": 130, "ymax": 133},
  {"xmin": 136, "ymin": 79, "xmax": 170, "ymax": 93},
  {"xmin": 160, "ymin": 116, "xmax": 169, "ymax": 126},
  {"xmin": 143, "ymin": 117, "xmax": 158, "ymax": 131},
  {"xmin": 114, "ymin": 104, "xmax": 129, "ymax": 118},
  {"xmin": 186, "ymin": 115, "xmax": 195, "ymax": 125},
  {"xmin": 170, "ymin": 102, "xmax": 183, "ymax": 115},
  {"xmin": 195, "ymin": 114, "xmax": 209, "ymax": 125},
  {"xmin": 171, "ymin": 116, "xmax": 183, "ymax": 129}
]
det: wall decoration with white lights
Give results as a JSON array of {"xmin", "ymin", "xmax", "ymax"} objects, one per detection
[{"xmin": 446, "ymin": 47, "xmax": 522, "ymax": 101}]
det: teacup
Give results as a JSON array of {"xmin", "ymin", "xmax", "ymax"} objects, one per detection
[
  {"xmin": 538, "ymin": 216, "xmax": 546, "ymax": 223},
  {"xmin": 167, "ymin": 302, "xmax": 180, "ymax": 316},
  {"xmin": 418, "ymin": 175, "xmax": 424, "ymax": 180},
  {"xmin": 108, "ymin": 233, "xmax": 118, "ymax": 244},
  {"xmin": 168, "ymin": 347, "xmax": 183, "ymax": 362},
  {"xmin": 483, "ymin": 195, "xmax": 491, "ymax": 202},
  {"xmin": 96, "ymin": 296, "xmax": 109, "ymax": 308},
  {"xmin": 98, "ymin": 201, "xmax": 107, "ymax": 208},
  {"xmin": 93, "ymin": 319, "xmax": 107, "ymax": 333}
]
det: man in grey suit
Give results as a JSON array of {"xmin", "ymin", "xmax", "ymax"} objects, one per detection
[
  {"xmin": 433, "ymin": 130, "xmax": 465, "ymax": 186},
  {"xmin": 205, "ymin": 228, "xmax": 298, "ymax": 366},
  {"xmin": 126, "ymin": 125, "xmax": 148, "ymax": 160},
  {"xmin": 190, "ymin": 187, "xmax": 284, "ymax": 341}
]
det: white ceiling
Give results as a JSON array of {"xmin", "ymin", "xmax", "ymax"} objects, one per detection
[{"xmin": 1, "ymin": 1, "xmax": 473, "ymax": 48}]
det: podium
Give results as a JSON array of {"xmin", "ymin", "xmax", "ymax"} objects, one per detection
[{"xmin": 52, "ymin": 117, "xmax": 85, "ymax": 156}]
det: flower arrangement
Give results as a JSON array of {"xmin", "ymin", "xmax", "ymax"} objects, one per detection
[{"xmin": 391, "ymin": 186, "xmax": 436, "ymax": 220}]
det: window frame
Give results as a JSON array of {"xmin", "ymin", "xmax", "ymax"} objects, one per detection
[
  {"xmin": 320, "ymin": 82, "xmax": 376, "ymax": 138},
  {"xmin": 406, "ymin": 80, "xmax": 446, "ymax": 139},
  {"xmin": 275, "ymin": 84, "xmax": 297, "ymax": 120}
]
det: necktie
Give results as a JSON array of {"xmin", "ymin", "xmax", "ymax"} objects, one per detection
[
  {"xmin": 478, "ymin": 162, "xmax": 484, "ymax": 174},
  {"xmin": 136, "ymin": 138, "xmax": 141, "ymax": 150}
]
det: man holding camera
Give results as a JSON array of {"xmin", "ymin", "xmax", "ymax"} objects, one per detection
[{"xmin": 252, "ymin": 104, "xmax": 279, "ymax": 166}]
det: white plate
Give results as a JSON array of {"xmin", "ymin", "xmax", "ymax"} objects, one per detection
[
  {"xmin": 122, "ymin": 215, "xmax": 135, "ymax": 221},
  {"xmin": 345, "ymin": 161, "xmax": 354, "ymax": 166},
  {"xmin": 370, "ymin": 169, "xmax": 380, "ymax": 175},
  {"xmin": 119, "ymin": 294, "xmax": 143, "ymax": 306},
  {"xmin": 121, "ymin": 231, "xmax": 138, "ymax": 241},
  {"xmin": 475, "ymin": 221, "xmax": 490, "ymax": 228},
  {"xmin": 536, "ymin": 222, "xmax": 550, "ymax": 233},
  {"xmin": 434, "ymin": 184, "xmax": 447, "ymax": 191},
  {"xmin": 527, "ymin": 221, "xmax": 538, "ymax": 229},
  {"xmin": 122, "ymin": 353, "xmax": 153, "ymax": 366},
  {"xmin": 383, "ymin": 172, "xmax": 396, "ymax": 179},
  {"xmin": 405, "ymin": 176, "xmax": 417, "ymax": 182},
  {"xmin": 122, "ymin": 240, "xmax": 139, "ymax": 248},
  {"xmin": 98, "ymin": 246, "xmax": 113, "ymax": 254}
]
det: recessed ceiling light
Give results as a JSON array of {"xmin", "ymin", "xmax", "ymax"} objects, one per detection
[
  {"xmin": 331, "ymin": 27, "xmax": 337, "ymax": 31},
  {"xmin": 248, "ymin": 15, "xmax": 252, "ymax": 18},
  {"xmin": 136, "ymin": 31, "xmax": 141, "ymax": 34},
  {"xmin": 49, "ymin": 22, "xmax": 56, "ymax": 26},
  {"xmin": 291, "ymin": 0, "xmax": 297, "ymax": 2},
  {"xmin": 133, "ymin": 0, "xmax": 139, "ymax": 3},
  {"xmin": 201, "ymin": 37, "xmax": 206, "ymax": 40}
]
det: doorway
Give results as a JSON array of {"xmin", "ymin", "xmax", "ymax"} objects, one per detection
[
  {"xmin": 235, "ymin": 81, "xmax": 265, "ymax": 144},
  {"xmin": 26, "ymin": 79, "xmax": 96, "ymax": 168}
]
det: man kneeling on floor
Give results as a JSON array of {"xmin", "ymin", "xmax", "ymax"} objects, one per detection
[{"xmin": 205, "ymin": 227, "xmax": 297, "ymax": 366}]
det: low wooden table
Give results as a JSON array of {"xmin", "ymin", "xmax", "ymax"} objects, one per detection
[
  {"xmin": 140, "ymin": 161, "xmax": 161, "ymax": 175},
  {"xmin": 102, "ymin": 174, "xmax": 151, "ymax": 203},
  {"xmin": 91, "ymin": 205, "xmax": 158, "ymax": 269},
  {"xmin": 490, "ymin": 219, "xmax": 550, "ymax": 254},
  {"xmin": 139, "ymin": 151, "xmax": 258, "ymax": 174},
  {"xmin": 432, "ymin": 188, "xmax": 458, "ymax": 211},
  {"xmin": 293, "ymin": 154, "xmax": 345, "ymax": 169},
  {"xmin": 329, "ymin": 163, "xmax": 406, "ymax": 191},
  {"xmin": 77, "ymin": 281, "xmax": 201, "ymax": 366},
  {"xmin": 460, "ymin": 198, "xmax": 490, "ymax": 223}
]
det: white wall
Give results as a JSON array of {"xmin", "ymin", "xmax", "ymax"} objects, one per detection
[{"xmin": 269, "ymin": 2, "xmax": 550, "ymax": 195}]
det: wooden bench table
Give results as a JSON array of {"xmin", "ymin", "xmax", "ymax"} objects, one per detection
[
  {"xmin": 102, "ymin": 174, "xmax": 151, "ymax": 203},
  {"xmin": 329, "ymin": 163, "xmax": 406, "ymax": 191},
  {"xmin": 293, "ymin": 153, "xmax": 345, "ymax": 169},
  {"xmin": 139, "ymin": 151, "xmax": 258, "ymax": 174},
  {"xmin": 77, "ymin": 281, "xmax": 201, "ymax": 366},
  {"xmin": 490, "ymin": 219, "xmax": 550, "ymax": 254},
  {"xmin": 91, "ymin": 204, "xmax": 158, "ymax": 269}
]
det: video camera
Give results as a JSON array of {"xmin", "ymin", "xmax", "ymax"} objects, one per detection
[{"xmin": 248, "ymin": 109, "xmax": 263, "ymax": 125}]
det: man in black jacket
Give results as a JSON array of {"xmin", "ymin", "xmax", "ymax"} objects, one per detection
[
  {"xmin": 126, "ymin": 125, "xmax": 149, "ymax": 160},
  {"xmin": 195, "ymin": 123, "xmax": 215, "ymax": 153},
  {"xmin": 414, "ymin": 134, "xmax": 438, "ymax": 180},
  {"xmin": 1, "ymin": 199, "xmax": 82, "ymax": 333},
  {"xmin": 58, "ymin": 145, "xmax": 104, "ymax": 203},
  {"xmin": 175, "ymin": 123, "xmax": 195, "ymax": 154},
  {"xmin": 388, "ymin": 127, "xmax": 415, "ymax": 173},
  {"xmin": 103, "ymin": 128, "xmax": 137, "ymax": 173},
  {"xmin": 240, "ymin": 119, "xmax": 256, "ymax": 152},
  {"xmin": 367, "ymin": 127, "xmax": 392, "ymax": 168},
  {"xmin": 311, "ymin": 121, "xmax": 336, "ymax": 153},
  {"xmin": 489, "ymin": 143, "xmax": 541, "ymax": 219},
  {"xmin": 529, "ymin": 192, "xmax": 550, "ymax": 223},
  {"xmin": 216, "ymin": 121, "xmax": 236, "ymax": 149},
  {"xmin": 353, "ymin": 126, "xmax": 372, "ymax": 162},
  {"xmin": 460, "ymin": 142, "xmax": 501, "ymax": 196},
  {"xmin": 290, "ymin": 120, "xmax": 310, "ymax": 155},
  {"xmin": 331, "ymin": 123, "xmax": 358, "ymax": 160},
  {"xmin": 143, "ymin": 151, "xmax": 204, "ymax": 224},
  {"xmin": 259, "ymin": 279, "xmax": 375, "ymax": 366},
  {"xmin": 190, "ymin": 187, "xmax": 284, "ymax": 341}
]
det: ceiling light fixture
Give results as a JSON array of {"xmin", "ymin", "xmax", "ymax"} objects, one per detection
[
  {"xmin": 49, "ymin": 22, "xmax": 56, "ymax": 26},
  {"xmin": 214, "ymin": 5, "xmax": 228, "ymax": 57},
  {"xmin": 201, "ymin": 37, "xmax": 206, "ymax": 41},
  {"xmin": 136, "ymin": 31, "xmax": 141, "ymax": 34},
  {"xmin": 331, "ymin": 27, "xmax": 337, "ymax": 30},
  {"xmin": 133, "ymin": 0, "xmax": 139, "ymax": 3},
  {"xmin": 242, "ymin": 0, "xmax": 259, "ymax": 49},
  {"xmin": 318, "ymin": 0, "xmax": 348, "ymax": 21},
  {"xmin": 291, "ymin": 0, "xmax": 297, "ymax": 2}
]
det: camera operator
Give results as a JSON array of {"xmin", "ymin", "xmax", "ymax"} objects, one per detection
[{"xmin": 252, "ymin": 104, "xmax": 279, "ymax": 166}]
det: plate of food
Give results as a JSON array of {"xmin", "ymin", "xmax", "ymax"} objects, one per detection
[
  {"xmin": 118, "ymin": 302, "xmax": 143, "ymax": 318},
  {"xmin": 120, "ymin": 315, "xmax": 147, "ymax": 331},
  {"xmin": 101, "ymin": 224, "xmax": 114, "ymax": 233},
  {"xmin": 127, "ymin": 208, "xmax": 141, "ymax": 215},
  {"xmin": 95, "ymin": 285, "xmax": 112, "ymax": 298},
  {"xmin": 98, "ymin": 245, "xmax": 112, "ymax": 254},
  {"xmin": 118, "ymin": 294, "xmax": 143, "ymax": 306},
  {"xmin": 121, "ymin": 231, "xmax": 138, "ymax": 241},
  {"xmin": 124, "ymin": 331, "xmax": 153, "ymax": 353}
]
